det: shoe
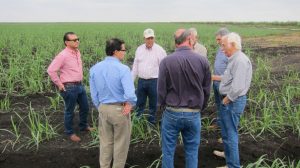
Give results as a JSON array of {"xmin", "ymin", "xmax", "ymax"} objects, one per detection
[
  {"xmin": 216, "ymin": 166, "xmax": 228, "ymax": 168},
  {"xmin": 217, "ymin": 138, "xmax": 223, "ymax": 144},
  {"xmin": 213, "ymin": 150, "xmax": 225, "ymax": 158},
  {"xmin": 81, "ymin": 126, "xmax": 95, "ymax": 132},
  {"xmin": 70, "ymin": 134, "xmax": 81, "ymax": 142}
]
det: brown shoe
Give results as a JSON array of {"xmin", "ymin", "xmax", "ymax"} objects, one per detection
[
  {"xmin": 70, "ymin": 134, "xmax": 81, "ymax": 142},
  {"xmin": 82, "ymin": 126, "xmax": 95, "ymax": 132}
]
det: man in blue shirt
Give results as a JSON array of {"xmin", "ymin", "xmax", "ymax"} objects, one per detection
[
  {"xmin": 212, "ymin": 28, "xmax": 230, "ymax": 160},
  {"xmin": 89, "ymin": 38, "xmax": 137, "ymax": 168},
  {"xmin": 212, "ymin": 28, "xmax": 230, "ymax": 127}
]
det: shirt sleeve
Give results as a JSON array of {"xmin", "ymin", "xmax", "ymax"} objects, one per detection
[
  {"xmin": 227, "ymin": 60, "xmax": 248, "ymax": 101},
  {"xmin": 89, "ymin": 68, "xmax": 100, "ymax": 108},
  {"xmin": 131, "ymin": 50, "xmax": 139, "ymax": 81},
  {"xmin": 201, "ymin": 59, "xmax": 211, "ymax": 110},
  {"xmin": 158, "ymin": 48, "xmax": 167, "ymax": 65},
  {"xmin": 47, "ymin": 54, "xmax": 64, "ymax": 87},
  {"xmin": 157, "ymin": 59, "xmax": 167, "ymax": 106},
  {"xmin": 121, "ymin": 67, "xmax": 137, "ymax": 106}
]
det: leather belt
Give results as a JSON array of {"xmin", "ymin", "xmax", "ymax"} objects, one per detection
[
  {"xmin": 105, "ymin": 102, "xmax": 125, "ymax": 106},
  {"xmin": 63, "ymin": 81, "xmax": 82, "ymax": 86},
  {"xmin": 166, "ymin": 106, "xmax": 200, "ymax": 112}
]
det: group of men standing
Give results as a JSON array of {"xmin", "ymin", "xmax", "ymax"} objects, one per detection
[{"xmin": 47, "ymin": 27, "xmax": 252, "ymax": 168}]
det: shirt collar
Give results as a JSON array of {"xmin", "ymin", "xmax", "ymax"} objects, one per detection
[
  {"xmin": 228, "ymin": 50, "xmax": 241, "ymax": 61},
  {"xmin": 175, "ymin": 46, "xmax": 191, "ymax": 52},
  {"xmin": 144, "ymin": 43, "xmax": 155, "ymax": 50},
  {"xmin": 65, "ymin": 47, "xmax": 79, "ymax": 55},
  {"xmin": 105, "ymin": 56, "xmax": 120, "ymax": 62}
]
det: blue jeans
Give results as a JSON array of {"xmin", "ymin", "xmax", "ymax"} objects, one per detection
[
  {"xmin": 161, "ymin": 109, "xmax": 201, "ymax": 168},
  {"xmin": 135, "ymin": 78, "xmax": 157, "ymax": 124},
  {"xmin": 213, "ymin": 81, "xmax": 222, "ymax": 126},
  {"xmin": 60, "ymin": 84, "xmax": 89, "ymax": 135},
  {"xmin": 220, "ymin": 95, "xmax": 246, "ymax": 168}
]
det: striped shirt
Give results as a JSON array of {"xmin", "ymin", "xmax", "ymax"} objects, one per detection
[
  {"xmin": 47, "ymin": 47, "xmax": 83, "ymax": 88},
  {"xmin": 132, "ymin": 43, "xmax": 167, "ymax": 80},
  {"xmin": 219, "ymin": 51, "xmax": 252, "ymax": 101}
]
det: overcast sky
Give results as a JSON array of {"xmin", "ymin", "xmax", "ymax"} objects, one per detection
[{"xmin": 0, "ymin": 0, "xmax": 299, "ymax": 22}]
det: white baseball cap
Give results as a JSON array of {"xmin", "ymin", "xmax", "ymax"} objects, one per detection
[{"xmin": 144, "ymin": 28, "xmax": 155, "ymax": 38}]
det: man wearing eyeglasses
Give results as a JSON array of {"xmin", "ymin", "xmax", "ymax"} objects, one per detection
[
  {"xmin": 132, "ymin": 28, "xmax": 167, "ymax": 125},
  {"xmin": 47, "ymin": 32, "xmax": 93, "ymax": 142},
  {"xmin": 89, "ymin": 38, "xmax": 137, "ymax": 168}
]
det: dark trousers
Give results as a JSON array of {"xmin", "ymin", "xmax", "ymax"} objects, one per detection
[
  {"xmin": 135, "ymin": 78, "xmax": 157, "ymax": 124},
  {"xmin": 60, "ymin": 84, "xmax": 89, "ymax": 135}
]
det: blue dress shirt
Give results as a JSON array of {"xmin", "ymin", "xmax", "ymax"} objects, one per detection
[{"xmin": 89, "ymin": 56, "xmax": 137, "ymax": 108}]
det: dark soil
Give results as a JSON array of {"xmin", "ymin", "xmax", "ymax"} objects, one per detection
[{"xmin": 1, "ymin": 92, "xmax": 299, "ymax": 168}]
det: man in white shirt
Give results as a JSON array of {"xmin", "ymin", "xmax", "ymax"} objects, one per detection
[
  {"xmin": 132, "ymin": 28, "xmax": 167, "ymax": 125},
  {"xmin": 189, "ymin": 28, "xmax": 207, "ymax": 57}
]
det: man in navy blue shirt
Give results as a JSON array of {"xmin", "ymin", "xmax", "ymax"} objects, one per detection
[{"xmin": 158, "ymin": 29, "xmax": 211, "ymax": 168}]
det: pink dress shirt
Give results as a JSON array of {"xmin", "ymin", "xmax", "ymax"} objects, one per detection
[{"xmin": 47, "ymin": 47, "xmax": 83, "ymax": 87}]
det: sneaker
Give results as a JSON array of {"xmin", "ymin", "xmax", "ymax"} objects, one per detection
[
  {"xmin": 213, "ymin": 150, "xmax": 225, "ymax": 158},
  {"xmin": 216, "ymin": 166, "xmax": 228, "ymax": 168},
  {"xmin": 70, "ymin": 134, "xmax": 81, "ymax": 142}
]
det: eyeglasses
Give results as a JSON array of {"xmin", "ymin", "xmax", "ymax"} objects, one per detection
[
  {"xmin": 67, "ymin": 38, "xmax": 80, "ymax": 42},
  {"xmin": 120, "ymin": 49, "xmax": 127, "ymax": 52}
]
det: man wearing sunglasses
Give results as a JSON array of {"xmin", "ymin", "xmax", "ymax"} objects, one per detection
[{"xmin": 47, "ymin": 32, "xmax": 93, "ymax": 142}]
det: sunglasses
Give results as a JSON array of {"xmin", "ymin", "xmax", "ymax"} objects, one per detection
[{"xmin": 67, "ymin": 38, "xmax": 80, "ymax": 42}]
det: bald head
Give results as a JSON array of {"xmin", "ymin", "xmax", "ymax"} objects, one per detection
[
  {"xmin": 175, "ymin": 29, "xmax": 186, "ymax": 38},
  {"xmin": 174, "ymin": 28, "xmax": 192, "ymax": 46}
]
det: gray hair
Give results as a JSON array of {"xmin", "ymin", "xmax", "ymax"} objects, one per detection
[
  {"xmin": 174, "ymin": 29, "xmax": 192, "ymax": 45},
  {"xmin": 215, "ymin": 27, "xmax": 230, "ymax": 37},
  {"xmin": 224, "ymin": 32, "xmax": 242, "ymax": 50},
  {"xmin": 189, "ymin": 27, "xmax": 197, "ymax": 36}
]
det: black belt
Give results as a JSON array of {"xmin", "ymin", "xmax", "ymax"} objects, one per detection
[
  {"xmin": 105, "ymin": 102, "xmax": 125, "ymax": 106},
  {"xmin": 63, "ymin": 81, "xmax": 82, "ymax": 86},
  {"xmin": 139, "ymin": 78, "xmax": 157, "ymax": 80}
]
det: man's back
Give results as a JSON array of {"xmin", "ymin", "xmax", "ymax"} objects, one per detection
[
  {"xmin": 89, "ymin": 57, "xmax": 135, "ymax": 107},
  {"xmin": 158, "ymin": 46, "xmax": 211, "ymax": 110}
]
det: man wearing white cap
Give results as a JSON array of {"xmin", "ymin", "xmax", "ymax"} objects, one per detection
[{"xmin": 132, "ymin": 28, "xmax": 167, "ymax": 125}]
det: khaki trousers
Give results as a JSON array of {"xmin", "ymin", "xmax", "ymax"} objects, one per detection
[{"xmin": 98, "ymin": 104, "xmax": 131, "ymax": 168}]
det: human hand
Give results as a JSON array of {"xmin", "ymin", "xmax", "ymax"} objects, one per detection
[
  {"xmin": 122, "ymin": 102, "xmax": 132, "ymax": 115},
  {"xmin": 212, "ymin": 75, "xmax": 221, "ymax": 81},
  {"xmin": 222, "ymin": 96, "xmax": 231, "ymax": 105},
  {"xmin": 59, "ymin": 84, "xmax": 66, "ymax": 92}
]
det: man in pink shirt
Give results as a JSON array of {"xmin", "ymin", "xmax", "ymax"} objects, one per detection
[
  {"xmin": 47, "ymin": 32, "xmax": 93, "ymax": 142},
  {"xmin": 132, "ymin": 28, "xmax": 167, "ymax": 125}
]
